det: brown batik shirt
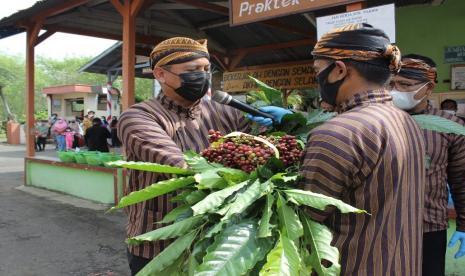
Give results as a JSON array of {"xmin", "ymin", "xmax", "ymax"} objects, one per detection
[
  {"xmin": 118, "ymin": 93, "xmax": 250, "ymax": 259},
  {"xmin": 416, "ymin": 104, "xmax": 465, "ymax": 233},
  {"xmin": 300, "ymin": 90, "xmax": 426, "ymax": 276}
]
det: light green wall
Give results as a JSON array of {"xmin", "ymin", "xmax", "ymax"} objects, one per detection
[
  {"xmin": 26, "ymin": 161, "xmax": 123, "ymax": 205},
  {"xmin": 396, "ymin": 0, "xmax": 465, "ymax": 92}
]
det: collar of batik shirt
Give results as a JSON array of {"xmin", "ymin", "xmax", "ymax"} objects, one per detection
[
  {"xmin": 156, "ymin": 92, "xmax": 202, "ymax": 119},
  {"xmin": 339, "ymin": 89, "xmax": 393, "ymax": 113}
]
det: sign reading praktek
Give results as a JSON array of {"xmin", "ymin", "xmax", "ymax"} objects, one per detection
[{"xmin": 230, "ymin": 0, "xmax": 358, "ymax": 26}]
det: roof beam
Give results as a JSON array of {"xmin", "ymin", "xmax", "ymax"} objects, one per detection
[
  {"xmin": 43, "ymin": 24, "xmax": 164, "ymax": 45},
  {"xmin": 160, "ymin": 10, "xmax": 227, "ymax": 53},
  {"xmin": 35, "ymin": 0, "xmax": 90, "ymax": 20},
  {"xmin": 35, "ymin": 30, "xmax": 56, "ymax": 46},
  {"xmin": 197, "ymin": 18, "xmax": 229, "ymax": 30},
  {"xmin": 302, "ymin": 13, "xmax": 316, "ymax": 28},
  {"xmin": 170, "ymin": 0, "xmax": 228, "ymax": 15}
]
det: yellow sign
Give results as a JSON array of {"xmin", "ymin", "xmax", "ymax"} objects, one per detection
[
  {"xmin": 230, "ymin": 0, "xmax": 358, "ymax": 26},
  {"xmin": 223, "ymin": 63, "xmax": 316, "ymax": 92}
]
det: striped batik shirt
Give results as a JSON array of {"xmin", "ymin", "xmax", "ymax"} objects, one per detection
[
  {"xmin": 300, "ymin": 90, "xmax": 425, "ymax": 276},
  {"xmin": 417, "ymin": 105, "xmax": 465, "ymax": 233},
  {"xmin": 118, "ymin": 93, "xmax": 250, "ymax": 259}
]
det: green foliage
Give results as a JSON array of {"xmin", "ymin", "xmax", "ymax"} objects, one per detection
[
  {"xmin": 127, "ymin": 216, "xmax": 204, "ymax": 245},
  {"xmin": 191, "ymin": 180, "xmax": 249, "ymax": 216},
  {"xmin": 0, "ymin": 52, "xmax": 153, "ymax": 122},
  {"xmin": 259, "ymin": 234, "xmax": 301, "ymax": 276},
  {"xmin": 194, "ymin": 168, "xmax": 248, "ymax": 190},
  {"xmin": 195, "ymin": 220, "xmax": 266, "ymax": 276},
  {"xmin": 284, "ymin": 189, "xmax": 368, "ymax": 215},
  {"xmin": 110, "ymin": 176, "xmax": 195, "ymax": 210},
  {"xmin": 249, "ymin": 76, "xmax": 283, "ymax": 107},
  {"xmin": 159, "ymin": 205, "xmax": 191, "ymax": 224},
  {"xmin": 184, "ymin": 151, "xmax": 224, "ymax": 172},
  {"xmin": 106, "ymin": 160, "xmax": 194, "ymax": 175},
  {"xmin": 301, "ymin": 214, "xmax": 341, "ymax": 276},
  {"xmin": 258, "ymin": 193, "xmax": 275, "ymax": 238},
  {"xmin": 413, "ymin": 114, "xmax": 465, "ymax": 135},
  {"xmin": 109, "ymin": 147, "xmax": 365, "ymax": 276},
  {"xmin": 277, "ymin": 193, "xmax": 303, "ymax": 241},
  {"xmin": 34, "ymin": 109, "xmax": 49, "ymax": 121},
  {"xmin": 136, "ymin": 230, "xmax": 198, "ymax": 276}
]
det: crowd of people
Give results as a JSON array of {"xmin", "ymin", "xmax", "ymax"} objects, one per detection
[
  {"xmin": 117, "ymin": 25, "xmax": 465, "ymax": 276},
  {"xmin": 34, "ymin": 110, "xmax": 120, "ymax": 152}
]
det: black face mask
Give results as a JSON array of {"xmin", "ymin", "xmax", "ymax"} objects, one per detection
[
  {"xmin": 316, "ymin": 62, "xmax": 345, "ymax": 106},
  {"xmin": 164, "ymin": 70, "xmax": 211, "ymax": 102}
]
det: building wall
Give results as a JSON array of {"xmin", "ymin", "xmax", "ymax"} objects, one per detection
[{"xmin": 396, "ymin": 0, "xmax": 465, "ymax": 92}]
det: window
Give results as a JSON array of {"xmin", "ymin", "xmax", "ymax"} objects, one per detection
[
  {"xmin": 71, "ymin": 99, "xmax": 84, "ymax": 112},
  {"xmin": 97, "ymin": 95, "xmax": 107, "ymax": 111},
  {"xmin": 52, "ymin": 99, "xmax": 61, "ymax": 113}
]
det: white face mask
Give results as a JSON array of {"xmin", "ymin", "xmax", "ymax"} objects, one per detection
[
  {"xmin": 443, "ymin": 110, "xmax": 456, "ymax": 116},
  {"xmin": 389, "ymin": 83, "xmax": 429, "ymax": 110}
]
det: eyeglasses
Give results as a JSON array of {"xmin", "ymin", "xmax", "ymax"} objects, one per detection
[{"xmin": 388, "ymin": 80, "xmax": 427, "ymax": 92}]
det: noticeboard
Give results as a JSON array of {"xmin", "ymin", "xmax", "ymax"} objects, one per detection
[
  {"xmin": 222, "ymin": 62, "xmax": 316, "ymax": 92},
  {"xmin": 229, "ymin": 0, "xmax": 358, "ymax": 26},
  {"xmin": 445, "ymin": 46, "xmax": 465, "ymax": 64},
  {"xmin": 316, "ymin": 4, "xmax": 396, "ymax": 42}
]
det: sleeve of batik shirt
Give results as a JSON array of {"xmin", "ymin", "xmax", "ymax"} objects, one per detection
[
  {"xmin": 448, "ymin": 122, "xmax": 465, "ymax": 232},
  {"xmin": 117, "ymin": 107, "xmax": 186, "ymax": 169},
  {"xmin": 233, "ymin": 108, "xmax": 252, "ymax": 133},
  {"xmin": 299, "ymin": 119, "xmax": 366, "ymax": 222}
]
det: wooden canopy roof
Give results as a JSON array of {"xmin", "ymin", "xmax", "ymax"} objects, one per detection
[{"xmin": 0, "ymin": 0, "xmax": 441, "ymax": 70}]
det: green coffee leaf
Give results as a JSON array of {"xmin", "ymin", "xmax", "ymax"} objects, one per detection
[
  {"xmin": 136, "ymin": 230, "xmax": 197, "ymax": 276},
  {"xmin": 106, "ymin": 160, "xmax": 194, "ymax": 175},
  {"xmin": 277, "ymin": 193, "xmax": 303, "ymax": 241},
  {"xmin": 259, "ymin": 233, "xmax": 301, "ymax": 276},
  {"xmin": 110, "ymin": 176, "xmax": 195, "ymax": 210},
  {"xmin": 284, "ymin": 189, "xmax": 368, "ymax": 214},
  {"xmin": 127, "ymin": 216, "xmax": 203, "ymax": 245}
]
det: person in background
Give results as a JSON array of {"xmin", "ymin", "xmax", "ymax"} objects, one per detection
[
  {"xmin": 85, "ymin": 117, "xmax": 111, "ymax": 152},
  {"xmin": 82, "ymin": 111, "xmax": 94, "ymax": 146},
  {"xmin": 68, "ymin": 119, "xmax": 82, "ymax": 148},
  {"xmin": 319, "ymin": 100, "xmax": 335, "ymax": 112},
  {"xmin": 52, "ymin": 118, "xmax": 67, "ymax": 151},
  {"xmin": 49, "ymin": 113, "xmax": 58, "ymax": 149},
  {"xmin": 250, "ymin": 23, "xmax": 426, "ymax": 275},
  {"xmin": 110, "ymin": 116, "xmax": 120, "ymax": 147},
  {"xmin": 63, "ymin": 127, "xmax": 75, "ymax": 150},
  {"xmin": 389, "ymin": 54, "xmax": 465, "ymax": 276},
  {"xmin": 82, "ymin": 111, "xmax": 94, "ymax": 134},
  {"xmin": 441, "ymin": 99, "xmax": 465, "ymax": 122},
  {"xmin": 35, "ymin": 120, "xmax": 48, "ymax": 151},
  {"xmin": 101, "ymin": 116, "xmax": 109, "ymax": 128}
]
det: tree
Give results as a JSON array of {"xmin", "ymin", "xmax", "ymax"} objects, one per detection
[{"xmin": 0, "ymin": 52, "xmax": 155, "ymax": 124}]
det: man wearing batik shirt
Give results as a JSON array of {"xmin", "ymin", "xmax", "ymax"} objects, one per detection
[
  {"xmin": 250, "ymin": 24, "xmax": 426, "ymax": 275},
  {"xmin": 117, "ymin": 37, "xmax": 250, "ymax": 275},
  {"xmin": 389, "ymin": 54, "xmax": 465, "ymax": 276}
]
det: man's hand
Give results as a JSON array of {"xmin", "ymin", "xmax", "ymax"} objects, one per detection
[
  {"xmin": 448, "ymin": 231, "xmax": 465, "ymax": 258},
  {"xmin": 247, "ymin": 106, "xmax": 292, "ymax": 126}
]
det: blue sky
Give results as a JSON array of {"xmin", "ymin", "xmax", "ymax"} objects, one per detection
[{"xmin": 0, "ymin": 0, "xmax": 117, "ymax": 58}]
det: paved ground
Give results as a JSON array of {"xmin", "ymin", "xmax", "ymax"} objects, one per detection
[{"xmin": 0, "ymin": 144, "xmax": 130, "ymax": 276}]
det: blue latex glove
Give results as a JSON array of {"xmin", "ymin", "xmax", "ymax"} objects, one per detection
[
  {"xmin": 247, "ymin": 106, "xmax": 292, "ymax": 126},
  {"xmin": 448, "ymin": 231, "xmax": 465, "ymax": 259}
]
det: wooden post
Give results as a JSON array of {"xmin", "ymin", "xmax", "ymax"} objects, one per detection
[
  {"xmin": 25, "ymin": 20, "xmax": 43, "ymax": 157},
  {"xmin": 111, "ymin": 0, "xmax": 145, "ymax": 110},
  {"xmin": 122, "ymin": 0, "xmax": 135, "ymax": 110}
]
